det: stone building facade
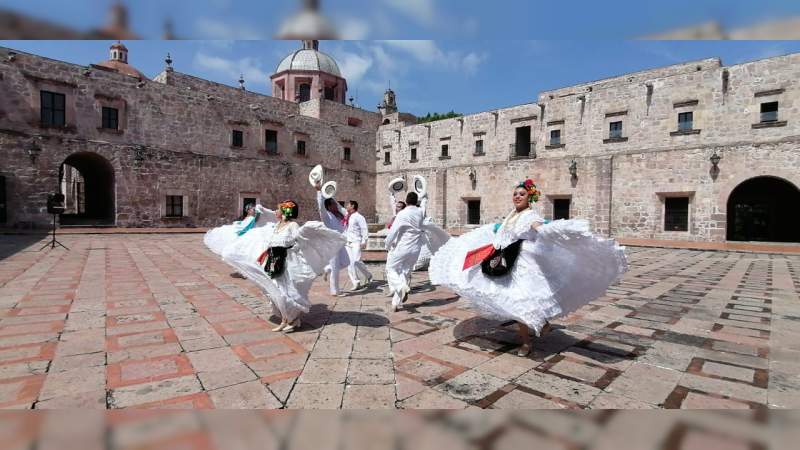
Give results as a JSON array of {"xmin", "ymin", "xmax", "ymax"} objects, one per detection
[
  {"xmin": 0, "ymin": 42, "xmax": 381, "ymax": 228},
  {"xmin": 376, "ymin": 54, "xmax": 800, "ymax": 243},
  {"xmin": 1, "ymin": 41, "xmax": 798, "ymax": 244}
]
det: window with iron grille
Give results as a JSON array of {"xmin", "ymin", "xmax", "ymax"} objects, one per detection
[
  {"xmin": 441, "ymin": 144, "xmax": 449, "ymax": 157},
  {"xmin": 553, "ymin": 198, "xmax": 570, "ymax": 220},
  {"xmin": 609, "ymin": 121, "xmax": 623, "ymax": 139},
  {"xmin": 232, "ymin": 130, "xmax": 244, "ymax": 147},
  {"xmin": 664, "ymin": 197, "xmax": 689, "ymax": 231},
  {"xmin": 101, "ymin": 107, "xmax": 118, "ymax": 130},
  {"xmin": 549, "ymin": 129, "xmax": 561, "ymax": 145},
  {"xmin": 467, "ymin": 200, "xmax": 481, "ymax": 225},
  {"xmin": 343, "ymin": 147, "xmax": 351, "ymax": 161},
  {"xmin": 475, "ymin": 139, "xmax": 484, "ymax": 154},
  {"xmin": 410, "ymin": 147, "xmax": 417, "ymax": 161},
  {"xmin": 40, "ymin": 91, "xmax": 65, "ymax": 126},
  {"xmin": 384, "ymin": 151, "xmax": 391, "ymax": 164},
  {"xmin": 166, "ymin": 195, "xmax": 183, "ymax": 217},
  {"xmin": 296, "ymin": 140, "xmax": 306, "ymax": 156},
  {"xmin": 678, "ymin": 112, "xmax": 693, "ymax": 131},
  {"xmin": 760, "ymin": 102, "xmax": 778, "ymax": 122},
  {"xmin": 265, "ymin": 130, "xmax": 278, "ymax": 154}
]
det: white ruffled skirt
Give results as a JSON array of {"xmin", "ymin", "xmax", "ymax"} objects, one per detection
[
  {"xmin": 429, "ymin": 219, "xmax": 628, "ymax": 335},
  {"xmin": 222, "ymin": 222, "xmax": 344, "ymax": 322},
  {"xmin": 204, "ymin": 223, "xmax": 244, "ymax": 256}
]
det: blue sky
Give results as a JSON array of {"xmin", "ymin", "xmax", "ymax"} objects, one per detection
[
  {"xmin": 2, "ymin": 0, "xmax": 800, "ymax": 39},
  {"xmin": 3, "ymin": 40, "xmax": 800, "ymax": 116}
]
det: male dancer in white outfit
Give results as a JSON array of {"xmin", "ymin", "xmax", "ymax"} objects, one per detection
[
  {"xmin": 315, "ymin": 182, "xmax": 348, "ymax": 296},
  {"xmin": 343, "ymin": 200, "xmax": 372, "ymax": 291},
  {"xmin": 384, "ymin": 192, "xmax": 425, "ymax": 311}
]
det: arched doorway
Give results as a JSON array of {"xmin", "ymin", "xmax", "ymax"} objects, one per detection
[
  {"xmin": 726, "ymin": 176, "xmax": 800, "ymax": 242},
  {"xmin": 59, "ymin": 152, "xmax": 115, "ymax": 226}
]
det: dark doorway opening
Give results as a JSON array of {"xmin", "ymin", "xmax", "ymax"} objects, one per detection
[
  {"xmin": 514, "ymin": 126, "xmax": 531, "ymax": 157},
  {"xmin": 727, "ymin": 176, "xmax": 800, "ymax": 242},
  {"xmin": 553, "ymin": 198, "xmax": 570, "ymax": 220},
  {"xmin": 0, "ymin": 175, "xmax": 6, "ymax": 224},
  {"xmin": 467, "ymin": 200, "xmax": 481, "ymax": 225},
  {"xmin": 59, "ymin": 152, "xmax": 115, "ymax": 226}
]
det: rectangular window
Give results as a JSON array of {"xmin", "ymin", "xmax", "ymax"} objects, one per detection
[
  {"xmin": 441, "ymin": 144, "xmax": 449, "ymax": 158},
  {"xmin": 232, "ymin": 130, "xmax": 244, "ymax": 148},
  {"xmin": 549, "ymin": 129, "xmax": 561, "ymax": 146},
  {"xmin": 101, "ymin": 106, "xmax": 118, "ymax": 130},
  {"xmin": 609, "ymin": 121, "xmax": 623, "ymax": 139},
  {"xmin": 343, "ymin": 147, "xmax": 351, "ymax": 161},
  {"xmin": 296, "ymin": 140, "xmax": 306, "ymax": 156},
  {"xmin": 166, "ymin": 195, "xmax": 183, "ymax": 218},
  {"xmin": 410, "ymin": 147, "xmax": 417, "ymax": 161},
  {"xmin": 678, "ymin": 112, "xmax": 693, "ymax": 131},
  {"xmin": 384, "ymin": 151, "xmax": 391, "ymax": 164},
  {"xmin": 40, "ymin": 91, "xmax": 65, "ymax": 126},
  {"xmin": 760, "ymin": 102, "xmax": 778, "ymax": 123},
  {"xmin": 242, "ymin": 197, "xmax": 256, "ymax": 217},
  {"xmin": 324, "ymin": 86, "xmax": 335, "ymax": 101},
  {"xmin": 475, "ymin": 139, "xmax": 484, "ymax": 155},
  {"xmin": 553, "ymin": 198, "xmax": 571, "ymax": 220},
  {"xmin": 664, "ymin": 197, "xmax": 689, "ymax": 232},
  {"xmin": 467, "ymin": 200, "xmax": 481, "ymax": 225},
  {"xmin": 265, "ymin": 130, "xmax": 278, "ymax": 154}
]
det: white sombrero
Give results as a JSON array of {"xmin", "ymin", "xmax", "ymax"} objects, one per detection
[
  {"xmin": 412, "ymin": 175, "xmax": 427, "ymax": 198},
  {"xmin": 308, "ymin": 164, "xmax": 324, "ymax": 187},
  {"xmin": 321, "ymin": 181, "xmax": 337, "ymax": 199},
  {"xmin": 388, "ymin": 177, "xmax": 406, "ymax": 194}
]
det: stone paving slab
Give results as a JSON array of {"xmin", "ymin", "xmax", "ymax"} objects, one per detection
[{"xmin": 0, "ymin": 233, "xmax": 798, "ymax": 409}]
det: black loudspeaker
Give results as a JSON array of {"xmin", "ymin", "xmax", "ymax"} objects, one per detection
[
  {"xmin": 41, "ymin": 193, "xmax": 68, "ymax": 251},
  {"xmin": 46, "ymin": 193, "xmax": 66, "ymax": 215}
]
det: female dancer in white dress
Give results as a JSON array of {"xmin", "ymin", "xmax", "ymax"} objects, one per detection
[
  {"xmin": 429, "ymin": 179, "xmax": 628, "ymax": 356},
  {"xmin": 203, "ymin": 203, "xmax": 265, "ymax": 256},
  {"xmin": 222, "ymin": 200, "xmax": 346, "ymax": 332}
]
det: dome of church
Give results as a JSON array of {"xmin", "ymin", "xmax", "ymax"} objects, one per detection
[
  {"xmin": 96, "ymin": 41, "xmax": 146, "ymax": 79},
  {"xmin": 275, "ymin": 41, "xmax": 341, "ymax": 77}
]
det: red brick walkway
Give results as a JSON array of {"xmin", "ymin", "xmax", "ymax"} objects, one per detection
[{"xmin": 1, "ymin": 234, "xmax": 799, "ymax": 409}]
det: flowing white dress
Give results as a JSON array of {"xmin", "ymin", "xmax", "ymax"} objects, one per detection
[
  {"xmin": 385, "ymin": 193, "xmax": 451, "ymax": 271},
  {"xmin": 384, "ymin": 205, "xmax": 425, "ymax": 307},
  {"xmin": 222, "ymin": 207, "xmax": 346, "ymax": 322},
  {"xmin": 429, "ymin": 208, "xmax": 628, "ymax": 335},
  {"xmin": 203, "ymin": 213, "xmax": 265, "ymax": 256}
]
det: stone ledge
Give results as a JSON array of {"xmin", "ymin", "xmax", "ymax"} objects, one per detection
[
  {"xmin": 438, "ymin": 155, "xmax": 451, "ymax": 160},
  {"xmin": 97, "ymin": 127, "xmax": 124, "ymax": 135},
  {"xmin": 545, "ymin": 144, "xmax": 565, "ymax": 149},
  {"xmin": 673, "ymin": 99, "xmax": 699, "ymax": 108},
  {"xmin": 473, "ymin": 152, "xmax": 486, "ymax": 157},
  {"xmin": 408, "ymin": 159, "xmax": 418, "ymax": 163},
  {"xmin": 603, "ymin": 137, "xmax": 628, "ymax": 144},
  {"xmin": 754, "ymin": 88, "xmax": 785, "ymax": 97},
  {"xmin": 669, "ymin": 129, "xmax": 701, "ymax": 136},
  {"xmin": 751, "ymin": 121, "xmax": 787, "ymax": 129}
]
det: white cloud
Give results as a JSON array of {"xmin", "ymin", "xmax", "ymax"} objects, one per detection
[
  {"xmin": 383, "ymin": 40, "xmax": 442, "ymax": 63},
  {"xmin": 337, "ymin": 17, "xmax": 371, "ymax": 39},
  {"xmin": 194, "ymin": 17, "xmax": 265, "ymax": 39},
  {"xmin": 335, "ymin": 51, "xmax": 373, "ymax": 84},
  {"xmin": 193, "ymin": 52, "xmax": 269, "ymax": 88},
  {"xmin": 383, "ymin": 0, "xmax": 437, "ymax": 27},
  {"xmin": 381, "ymin": 40, "xmax": 488, "ymax": 74}
]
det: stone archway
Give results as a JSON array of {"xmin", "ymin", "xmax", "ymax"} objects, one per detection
[
  {"xmin": 59, "ymin": 152, "xmax": 115, "ymax": 226},
  {"xmin": 726, "ymin": 176, "xmax": 800, "ymax": 242}
]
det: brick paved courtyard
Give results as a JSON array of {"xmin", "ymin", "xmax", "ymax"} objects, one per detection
[{"xmin": 0, "ymin": 234, "xmax": 798, "ymax": 409}]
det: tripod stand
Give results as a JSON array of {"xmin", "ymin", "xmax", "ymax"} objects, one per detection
[{"xmin": 40, "ymin": 214, "xmax": 68, "ymax": 251}]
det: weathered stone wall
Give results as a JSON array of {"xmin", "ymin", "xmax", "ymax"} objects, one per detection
[
  {"xmin": 376, "ymin": 53, "xmax": 800, "ymax": 242},
  {"xmin": 0, "ymin": 46, "xmax": 379, "ymax": 228}
]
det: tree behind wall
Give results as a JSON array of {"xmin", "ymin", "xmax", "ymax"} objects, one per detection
[{"xmin": 417, "ymin": 110, "xmax": 463, "ymax": 124}]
